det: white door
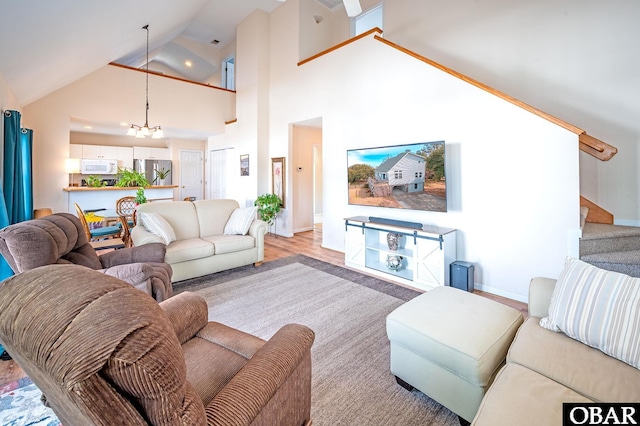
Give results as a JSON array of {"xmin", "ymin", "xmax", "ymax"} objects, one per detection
[
  {"xmin": 222, "ymin": 56, "xmax": 235, "ymax": 91},
  {"xmin": 209, "ymin": 149, "xmax": 230, "ymax": 199},
  {"xmin": 180, "ymin": 150, "xmax": 204, "ymax": 200}
]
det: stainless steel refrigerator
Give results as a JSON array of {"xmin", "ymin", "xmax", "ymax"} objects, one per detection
[{"xmin": 134, "ymin": 159, "xmax": 172, "ymax": 185}]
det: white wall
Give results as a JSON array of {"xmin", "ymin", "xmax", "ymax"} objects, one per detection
[
  {"xmin": 237, "ymin": 1, "xmax": 577, "ymax": 302},
  {"xmin": 383, "ymin": 0, "xmax": 640, "ymax": 225},
  {"xmin": 23, "ymin": 65, "xmax": 234, "ymax": 214}
]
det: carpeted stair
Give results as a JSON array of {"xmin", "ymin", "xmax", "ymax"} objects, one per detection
[{"xmin": 580, "ymin": 222, "xmax": 640, "ymax": 277}]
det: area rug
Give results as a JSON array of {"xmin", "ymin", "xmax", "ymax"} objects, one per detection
[
  {"xmin": 1, "ymin": 255, "xmax": 458, "ymax": 425},
  {"xmin": 174, "ymin": 254, "xmax": 459, "ymax": 425},
  {"xmin": 0, "ymin": 377, "xmax": 60, "ymax": 426}
]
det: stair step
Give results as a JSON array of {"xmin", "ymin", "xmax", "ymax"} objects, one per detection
[
  {"xmin": 581, "ymin": 222, "xmax": 640, "ymax": 240},
  {"xmin": 580, "ymin": 222, "xmax": 640, "ymax": 256},
  {"xmin": 581, "ymin": 250, "xmax": 640, "ymax": 278}
]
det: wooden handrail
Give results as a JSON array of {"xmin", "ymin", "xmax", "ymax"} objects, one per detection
[
  {"xmin": 374, "ymin": 36, "xmax": 616, "ymax": 161},
  {"xmin": 297, "ymin": 27, "xmax": 383, "ymax": 66},
  {"xmin": 579, "ymin": 133, "xmax": 617, "ymax": 161},
  {"xmin": 108, "ymin": 62, "xmax": 236, "ymax": 93},
  {"xmin": 225, "ymin": 118, "xmax": 238, "ymax": 125},
  {"xmin": 297, "ymin": 28, "xmax": 617, "ymax": 161}
]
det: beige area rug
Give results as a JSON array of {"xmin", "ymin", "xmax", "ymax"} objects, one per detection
[{"xmin": 174, "ymin": 255, "xmax": 459, "ymax": 426}]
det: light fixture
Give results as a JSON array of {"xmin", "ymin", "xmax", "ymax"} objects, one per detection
[
  {"xmin": 127, "ymin": 24, "xmax": 164, "ymax": 139},
  {"xmin": 65, "ymin": 158, "xmax": 81, "ymax": 187},
  {"xmin": 343, "ymin": 0, "xmax": 362, "ymax": 17}
]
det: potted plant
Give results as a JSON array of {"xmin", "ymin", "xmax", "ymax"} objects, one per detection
[
  {"xmin": 86, "ymin": 175, "xmax": 106, "ymax": 188},
  {"xmin": 135, "ymin": 187, "xmax": 147, "ymax": 205},
  {"xmin": 254, "ymin": 193, "xmax": 282, "ymax": 227},
  {"xmin": 116, "ymin": 167, "xmax": 150, "ymax": 188},
  {"xmin": 153, "ymin": 167, "xmax": 171, "ymax": 185}
]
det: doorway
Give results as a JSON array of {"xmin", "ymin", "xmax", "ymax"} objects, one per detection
[
  {"xmin": 221, "ymin": 56, "xmax": 235, "ymax": 91},
  {"xmin": 209, "ymin": 148, "xmax": 233, "ymax": 199},
  {"xmin": 292, "ymin": 120, "xmax": 323, "ymax": 234},
  {"xmin": 179, "ymin": 150, "xmax": 204, "ymax": 200}
]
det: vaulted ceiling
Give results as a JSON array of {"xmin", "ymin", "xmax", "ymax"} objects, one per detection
[{"xmin": 0, "ymin": 0, "xmax": 296, "ymax": 107}]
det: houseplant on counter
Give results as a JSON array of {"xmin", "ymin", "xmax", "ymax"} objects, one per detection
[
  {"xmin": 153, "ymin": 167, "xmax": 171, "ymax": 185},
  {"xmin": 115, "ymin": 168, "xmax": 150, "ymax": 188},
  {"xmin": 86, "ymin": 175, "xmax": 106, "ymax": 187},
  {"xmin": 254, "ymin": 193, "xmax": 282, "ymax": 230},
  {"xmin": 135, "ymin": 187, "xmax": 147, "ymax": 205}
]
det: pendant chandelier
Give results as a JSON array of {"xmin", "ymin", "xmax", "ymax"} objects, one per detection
[{"xmin": 127, "ymin": 24, "xmax": 164, "ymax": 139}]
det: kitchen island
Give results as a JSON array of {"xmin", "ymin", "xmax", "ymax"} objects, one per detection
[{"xmin": 63, "ymin": 186, "xmax": 177, "ymax": 213}]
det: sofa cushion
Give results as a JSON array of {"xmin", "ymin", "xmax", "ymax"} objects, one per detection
[
  {"xmin": 224, "ymin": 207, "xmax": 257, "ymax": 235},
  {"xmin": 139, "ymin": 212, "xmax": 177, "ymax": 245},
  {"xmin": 193, "ymin": 199, "xmax": 239, "ymax": 238},
  {"xmin": 472, "ymin": 363, "xmax": 591, "ymax": 426},
  {"xmin": 165, "ymin": 239, "xmax": 215, "ymax": 264},
  {"xmin": 203, "ymin": 235, "xmax": 256, "ymax": 255},
  {"xmin": 136, "ymin": 201, "xmax": 200, "ymax": 241},
  {"xmin": 540, "ymin": 256, "xmax": 640, "ymax": 369},
  {"xmin": 509, "ymin": 317, "xmax": 640, "ymax": 403}
]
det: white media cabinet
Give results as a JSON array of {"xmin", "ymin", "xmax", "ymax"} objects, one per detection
[{"xmin": 344, "ymin": 216, "xmax": 456, "ymax": 292}]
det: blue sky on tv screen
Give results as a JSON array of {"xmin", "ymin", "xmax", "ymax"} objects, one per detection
[{"xmin": 347, "ymin": 142, "xmax": 441, "ymax": 168}]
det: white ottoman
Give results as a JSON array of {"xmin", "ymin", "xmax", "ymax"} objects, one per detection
[{"xmin": 386, "ymin": 286, "xmax": 524, "ymax": 423}]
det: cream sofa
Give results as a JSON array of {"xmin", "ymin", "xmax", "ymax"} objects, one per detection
[
  {"xmin": 131, "ymin": 199, "xmax": 267, "ymax": 282},
  {"xmin": 472, "ymin": 265, "xmax": 640, "ymax": 425}
]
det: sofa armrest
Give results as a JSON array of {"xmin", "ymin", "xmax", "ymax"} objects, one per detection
[
  {"xmin": 528, "ymin": 277, "xmax": 557, "ymax": 318},
  {"xmin": 130, "ymin": 225, "xmax": 164, "ymax": 247},
  {"xmin": 99, "ymin": 243, "xmax": 167, "ymax": 268},
  {"xmin": 99, "ymin": 263, "xmax": 153, "ymax": 295},
  {"xmin": 160, "ymin": 291, "xmax": 208, "ymax": 344},
  {"xmin": 206, "ymin": 323, "xmax": 315, "ymax": 424},
  {"xmin": 248, "ymin": 220, "xmax": 268, "ymax": 262}
]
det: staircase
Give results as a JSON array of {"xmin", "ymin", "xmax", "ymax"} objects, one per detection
[{"xmin": 580, "ymin": 222, "xmax": 640, "ymax": 277}]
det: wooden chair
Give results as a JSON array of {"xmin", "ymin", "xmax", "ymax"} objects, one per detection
[
  {"xmin": 74, "ymin": 203, "xmax": 121, "ymax": 242},
  {"xmin": 115, "ymin": 196, "xmax": 137, "ymax": 226},
  {"xmin": 117, "ymin": 215, "xmax": 133, "ymax": 248}
]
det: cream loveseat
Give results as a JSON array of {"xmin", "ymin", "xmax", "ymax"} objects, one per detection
[
  {"xmin": 472, "ymin": 257, "xmax": 640, "ymax": 426},
  {"xmin": 131, "ymin": 199, "xmax": 267, "ymax": 282}
]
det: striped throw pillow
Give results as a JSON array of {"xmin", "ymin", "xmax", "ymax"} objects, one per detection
[
  {"xmin": 540, "ymin": 257, "xmax": 640, "ymax": 369},
  {"xmin": 223, "ymin": 207, "xmax": 257, "ymax": 235},
  {"xmin": 139, "ymin": 212, "xmax": 176, "ymax": 245}
]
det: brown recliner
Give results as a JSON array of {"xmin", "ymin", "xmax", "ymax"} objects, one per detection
[
  {"xmin": 0, "ymin": 212, "xmax": 172, "ymax": 301},
  {"xmin": 0, "ymin": 264, "xmax": 315, "ymax": 425}
]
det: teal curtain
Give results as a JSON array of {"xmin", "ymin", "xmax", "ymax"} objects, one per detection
[
  {"xmin": 3, "ymin": 110, "xmax": 33, "ymax": 224},
  {"xmin": 1, "ymin": 110, "xmax": 34, "ymax": 282}
]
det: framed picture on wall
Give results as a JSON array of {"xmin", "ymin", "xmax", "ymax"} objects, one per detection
[
  {"xmin": 271, "ymin": 157, "xmax": 285, "ymax": 208},
  {"xmin": 240, "ymin": 154, "xmax": 249, "ymax": 176}
]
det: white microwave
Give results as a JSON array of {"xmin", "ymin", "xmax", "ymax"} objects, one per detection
[{"xmin": 81, "ymin": 159, "xmax": 118, "ymax": 175}]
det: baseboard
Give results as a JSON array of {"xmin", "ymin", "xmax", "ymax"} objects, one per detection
[
  {"xmin": 474, "ymin": 283, "xmax": 528, "ymax": 304},
  {"xmin": 294, "ymin": 226, "xmax": 314, "ymax": 233}
]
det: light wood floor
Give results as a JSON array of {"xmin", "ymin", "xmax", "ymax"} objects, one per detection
[{"xmin": 0, "ymin": 226, "xmax": 528, "ymax": 386}]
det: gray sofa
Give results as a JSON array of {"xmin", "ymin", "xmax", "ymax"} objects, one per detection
[
  {"xmin": 472, "ymin": 275, "xmax": 640, "ymax": 425},
  {"xmin": 131, "ymin": 199, "xmax": 268, "ymax": 282}
]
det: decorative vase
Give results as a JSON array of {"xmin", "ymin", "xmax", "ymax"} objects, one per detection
[
  {"xmin": 386, "ymin": 232, "xmax": 401, "ymax": 251},
  {"xmin": 386, "ymin": 254, "xmax": 404, "ymax": 271}
]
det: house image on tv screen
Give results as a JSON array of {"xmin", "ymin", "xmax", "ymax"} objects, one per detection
[{"xmin": 375, "ymin": 151, "xmax": 426, "ymax": 193}]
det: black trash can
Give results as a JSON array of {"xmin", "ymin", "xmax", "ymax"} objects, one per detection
[{"xmin": 450, "ymin": 261, "xmax": 475, "ymax": 292}]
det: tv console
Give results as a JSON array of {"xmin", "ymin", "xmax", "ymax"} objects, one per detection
[{"xmin": 344, "ymin": 216, "xmax": 456, "ymax": 292}]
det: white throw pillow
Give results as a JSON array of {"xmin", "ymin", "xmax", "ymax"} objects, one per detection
[
  {"xmin": 139, "ymin": 212, "xmax": 176, "ymax": 245},
  {"xmin": 540, "ymin": 257, "xmax": 640, "ymax": 369},
  {"xmin": 224, "ymin": 207, "xmax": 257, "ymax": 235}
]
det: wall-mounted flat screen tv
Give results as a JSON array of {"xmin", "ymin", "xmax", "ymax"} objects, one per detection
[{"xmin": 347, "ymin": 141, "xmax": 446, "ymax": 212}]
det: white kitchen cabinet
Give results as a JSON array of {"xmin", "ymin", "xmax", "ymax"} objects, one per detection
[
  {"xmin": 344, "ymin": 216, "xmax": 456, "ymax": 292},
  {"xmin": 81, "ymin": 145, "xmax": 118, "ymax": 159},
  {"xmin": 133, "ymin": 147, "xmax": 170, "ymax": 160}
]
